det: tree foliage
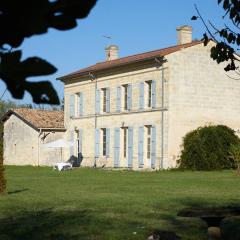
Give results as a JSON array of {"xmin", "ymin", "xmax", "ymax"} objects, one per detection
[
  {"xmin": 192, "ymin": 0, "xmax": 240, "ymax": 73},
  {"xmin": 0, "ymin": 0, "xmax": 97, "ymax": 104},
  {"xmin": 178, "ymin": 125, "xmax": 239, "ymax": 170},
  {"xmin": 229, "ymin": 143, "xmax": 240, "ymax": 175}
]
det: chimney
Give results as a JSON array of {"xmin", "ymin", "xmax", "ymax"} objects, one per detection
[
  {"xmin": 176, "ymin": 25, "xmax": 192, "ymax": 45},
  {"xmin": 105, "ymin": 45, "xmax": 119, "ymax": 61}
]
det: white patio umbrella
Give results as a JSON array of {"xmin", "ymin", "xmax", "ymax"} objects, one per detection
[{"xmin": 44, "ymin": 139, "xmax": 74, "ymax": 162}]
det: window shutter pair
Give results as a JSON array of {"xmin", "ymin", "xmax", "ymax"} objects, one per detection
[
  {"xmin": 95, "ymin": 128, "xmax": 110, "ymax": 158},
  {"xmin": 95, "ymin": 88, "xmax": 110, "ymax": 113},
  {"xmin": 116, "ymin": 85, "xmax": 132, "ymax": 112},
  {"xmin": 137, "ymin": 125, "xmax": 156, "ymax": 168},
  {"xmin": 138, "ymin": 80, "xmax": 156, "ymax": 110},
  {"xmin": 70, "ymin": 93, "xmax": 84, "ymax": 117}
]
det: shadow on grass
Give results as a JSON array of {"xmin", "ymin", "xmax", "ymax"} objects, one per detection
[
  {"xmin": 8, "ymin": 188, "xmax": 29, "ymax": 195},
  {"xmin": 0, "ymin": 209, "xmax": 150, "ymax": 240},
  {"xmin": 0, "ymin": 209, "xmax": 91, "ymax": 240}
]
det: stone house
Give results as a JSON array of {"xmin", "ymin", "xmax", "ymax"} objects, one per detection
[
  {"xmin": 2, "ymin": 108, "xmax": 65, "ymax": 166},
  {"xmin": 60, "ymin": 25, "xmax": 238, "ymax": 170}
]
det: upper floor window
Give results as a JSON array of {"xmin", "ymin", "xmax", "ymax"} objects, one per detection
[
  {"xmin": 146, "ymin": 80, "xmax": 152, "ymax": 108},
  {"xmin": 123, "ymin": 84, "xmax": 128, "ymax": 111},
  {"xmin": 102, "ymin": 88, "xmax": 107, "ymax": 113}
]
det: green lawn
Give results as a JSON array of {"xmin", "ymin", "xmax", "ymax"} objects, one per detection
[{"xmin": 0, "ymin": 166, "xmax": 240, "ymax": 240}]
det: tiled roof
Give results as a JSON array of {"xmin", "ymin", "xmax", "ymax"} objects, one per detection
[
  {"xmin": 3, "ymin": 108, "xmax": 65, "ymax": 130},
  {"xmin": 59, "ymin": 40, "xmax": 203, "ymax": 80}
]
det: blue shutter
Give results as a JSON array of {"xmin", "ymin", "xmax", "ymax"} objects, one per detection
[
  {"xmin": 127, "ymin": 84, "xmax": 132, "ymax": 111},
  {"xmin": 151, "ymin": 125, "xmax": 156, "ymax": 168},
  {"xmin": 114, "ymin": 128, "xmax": 120, "ymax": 167},
  {"xmin": 69, "ymin": 130, "xmax": 74, "ymax": 157},
  {"xmin": 95, "ymin": 129, "xmax": 100, "ymax": 158},
  {"xmin": 116, "ymin": 86, "xmax": 121, "ymax": 112},
  {"xmin": 139, "ymin": 82, "xmax": 144, "ymax": 110},
  {"xmin": 78, "ymin": 93, "xmax": 83, "ymax": 116},
  {"xmin": 106, "ymin": 128, "xmax": 110, "ymax": 157},
  {"xmin": 106, "ymin": 88, "xmax": 110, "ymax": 113},
  {"xmin": 128, "ymin": 127, "xmax": 133, "ymax": 167},
  {"xmin": 138, "ymin": 126, "xmax": 144, "ymax": 167},
  {"xmin": 95, "ymin": 89, "xmax": 100, "ymax": 114},
  {"xmin": 151, "ymin": 80, "xmax": 156, "ymax": 108},
  {"xmin": 78, "ymin": 129, "xmax": 83, "ymax": 153},
  {"xmin": 69, "ymin": 94, "xmax": 75, "ymax": 117}
]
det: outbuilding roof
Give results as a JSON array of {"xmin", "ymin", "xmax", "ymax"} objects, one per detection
[
  {"xmin": 58, "ymin": 40, "xmax": 203, "ymax": 80},
  {"xmin": 2, "ymin": 108, "xmax": 65, "ymax": 130}
]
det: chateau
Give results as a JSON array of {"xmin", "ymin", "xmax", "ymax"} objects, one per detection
[{"xmin": 58, "ymin": 26, "xmax": 240, "ymax": 170}]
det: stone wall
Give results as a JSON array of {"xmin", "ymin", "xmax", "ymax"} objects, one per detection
[
  {"xmin": 167, "ymin": 42, "xmax": 240, "ymax": 167},
  {"xmin": 3, "ymin": 114, "xmax": 65, "ymax": 166}
]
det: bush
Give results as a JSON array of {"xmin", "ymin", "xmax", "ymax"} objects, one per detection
[
  {"xmin": 0, "ymin": 123, "xmax": 6, "ymax": 194},
  {"xmin": 179, "ymin": 125, "xmax": 240, "ymax": 170}
]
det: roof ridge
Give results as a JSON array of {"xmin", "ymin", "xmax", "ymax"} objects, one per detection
[{"xmin": 94, "ymin": 40, "xmax": 202, "ymax": 65}]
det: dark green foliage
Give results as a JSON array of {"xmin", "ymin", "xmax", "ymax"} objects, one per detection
[
  {"xmin": 179, "ymin": 125, "xmax": 240, "ymax": 170},
  {"xmin": 0, "ymin": 123, "xmax": 6, "ymax": 194},
  {"xmin": 192, "ymin": 1, "xmax": 240, "ymax": 72}
]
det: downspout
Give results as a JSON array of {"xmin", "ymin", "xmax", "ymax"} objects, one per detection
[
  {"xmin": 89, "ymin": 72, "xmax": 97, "ymax": 167},
  {"xmin": 161, "ymin": 64, "xmax": 165, "ymax": 169},
  {"xmin": 155, "ymin": 58, "xmax": 165, "ymax": 170}
]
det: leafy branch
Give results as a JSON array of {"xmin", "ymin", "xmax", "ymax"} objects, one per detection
[
  {"xmin": 192, "ymin": 0, "xmax": 240, "ymax": 73},
  {"xmin": 0, "ymin": 0, "xmax": 97, "ymax": 104}
]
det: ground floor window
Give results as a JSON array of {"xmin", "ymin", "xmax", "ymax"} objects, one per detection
[
  {"xmin": 102, "ymin": 128, "xmax": 107, "ymax": 156},
  {"xmin": 146, "ymin": 125, "xmax": 152, "ymax": 159}
]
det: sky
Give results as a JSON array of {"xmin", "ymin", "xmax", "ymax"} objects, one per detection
[{"xmin": 0, "ymin": 0, "xmax": 227, "ymax": 105}]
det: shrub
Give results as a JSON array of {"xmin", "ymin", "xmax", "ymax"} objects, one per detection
[
  {"xmin": 0, "ymin": 123, "xmax": 6, "ymax": 194},
  {"xmin": 179, "ymin": 125, "xmax": 239, "ymax": 170}
]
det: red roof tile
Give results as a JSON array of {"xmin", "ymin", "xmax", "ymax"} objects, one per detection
[
  {"xmin": 59, "ymin": 41, "xmax": 203, "ymax": 80},
  {"xmin": 2, "ymin": 108, "xmax": 65, "ymax": 130}
]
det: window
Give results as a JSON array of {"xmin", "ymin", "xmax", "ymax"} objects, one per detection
[
  {"xmin": 123, "ymin": 127, "xmax": 128, "ymax": 158},
  {"xmin": 123, "ymin": 85, "xmax": 128, "ymax": 110},
  {"xmin": 102, "ymin": 88, "xmax": 107, "ymax": 112},
  {"xmin": 102, "ymin": 128, "xmax": 107, "ymax": 156},
  {"xmin": 146, "ymin": 80, "xmax": 152, "ymax": 107},
  {"xmin": 146, "ymin": 126, "xmax": 151, "ymax": 159}
]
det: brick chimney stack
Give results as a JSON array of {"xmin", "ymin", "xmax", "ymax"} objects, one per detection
[
  {"xmin": 176, "ymin": 26, "xmax": 192, "ymax": 45},
  {"xmin": 105, "ymin": 45, "xmax": 119, "ymax": 61}
]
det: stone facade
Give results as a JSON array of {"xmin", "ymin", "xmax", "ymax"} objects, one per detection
[{"xmin": 61, "ymin": 38, "xmax": 240, "ymax": 170}]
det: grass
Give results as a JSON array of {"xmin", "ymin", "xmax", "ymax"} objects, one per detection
[{"xmin": 0, "ymin": 166, "xmax": 240, "ymax": 240}]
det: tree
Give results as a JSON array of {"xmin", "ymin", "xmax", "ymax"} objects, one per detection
[
  {"xmin": 0, "ymin": 0, "xmax": 97, "ymax": 105},
  {"xmin": 192, "ymin": 0, "xmax": 240, "ymax": 74}
]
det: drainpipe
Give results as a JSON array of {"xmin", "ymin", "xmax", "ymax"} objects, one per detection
[
  {"xmin": 89, "ymin": 72, "xmax": 97, "ymax": 167},
  {"xmin": 155, "ymin": 57, "xmax": 165, "ymax": 170},
  {"xmin": 161, "ymin": 63, "xmax": 165, "ymax": 169},
  {"xmin": 38, "ymin": 128, "xmax": 43, "ymax": 167}
]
